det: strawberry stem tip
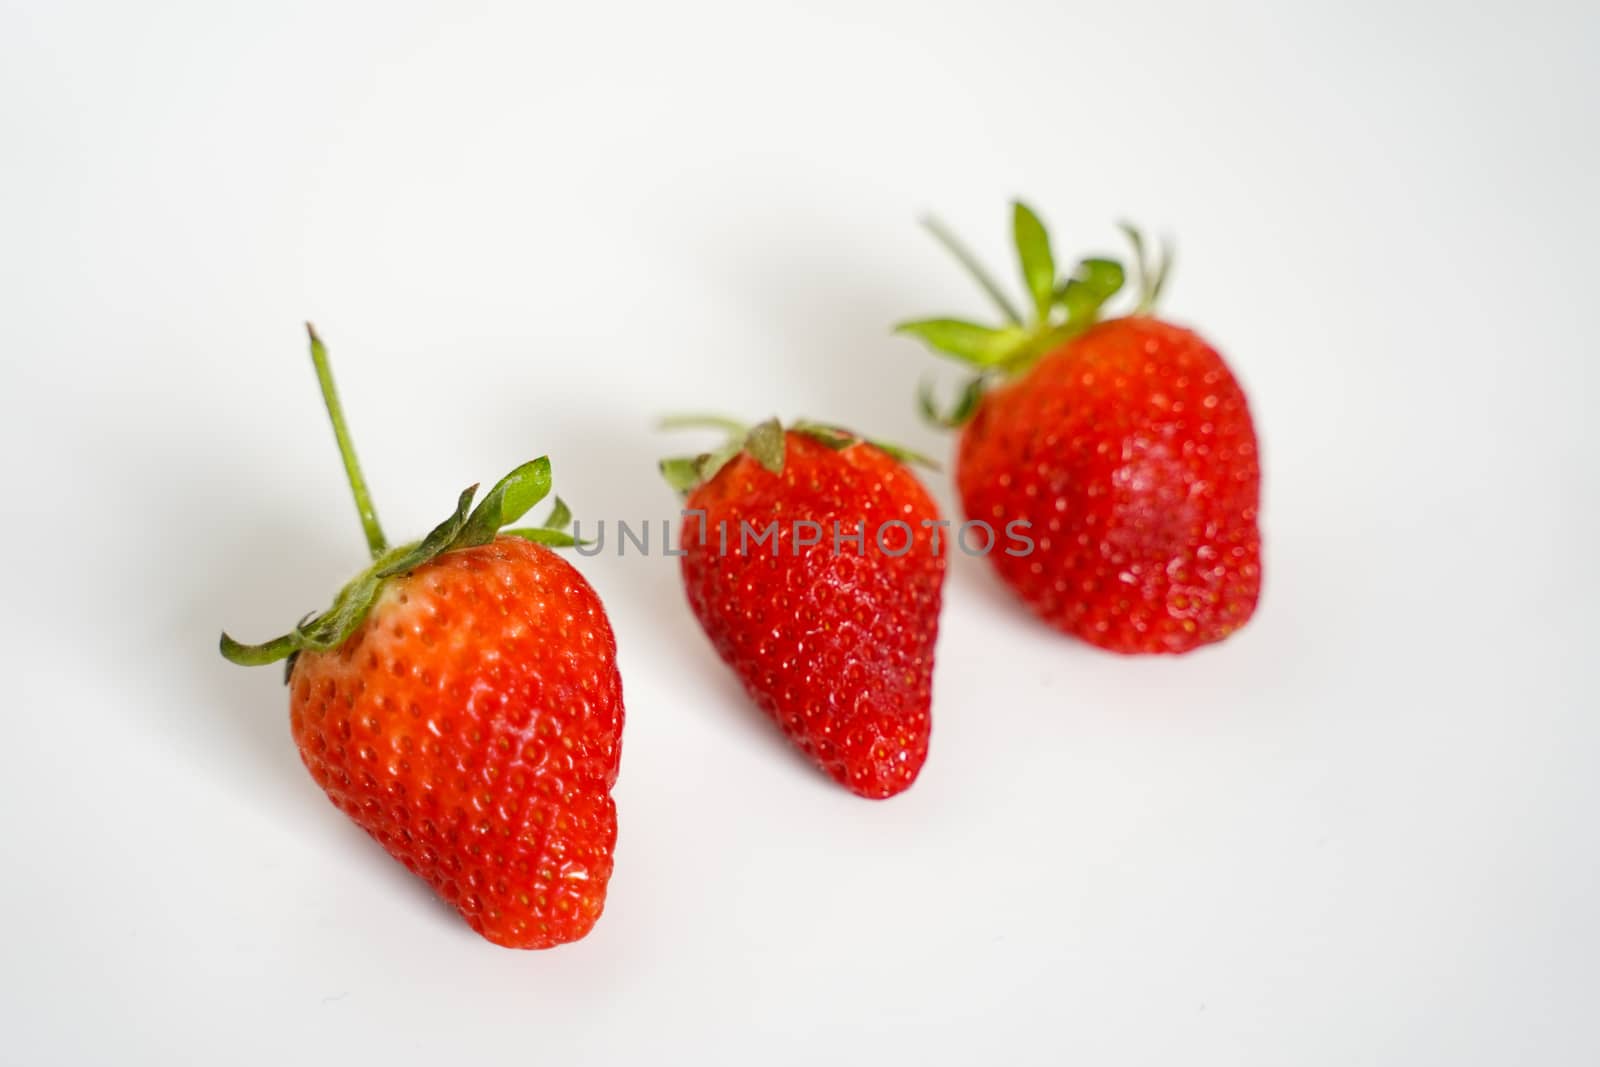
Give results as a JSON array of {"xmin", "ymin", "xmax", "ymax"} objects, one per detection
[
  {"xmin": 306, "ymin": 323, "xmax": 387, "ymax": 559},
  {"xmin": 897, "ymin": 205, "xmax": 1175, "ymax": 427},
  {"xmin": 220, "ymin": 329, "xmax": 582, "ymax": 670},
  {"xmin": 657, "ymin": 415, "xmax": 937, "ymax": 496}
]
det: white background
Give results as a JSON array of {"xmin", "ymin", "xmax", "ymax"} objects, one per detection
[{"xmin": 2, "ymin": 1, "xmax": 1595, "ymax": 1063}]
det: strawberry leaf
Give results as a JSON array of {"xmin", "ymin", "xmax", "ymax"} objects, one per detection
[
  {"xmin": 458, "ymin": 457, "xmax": 553, "ymax": 546},
  {"xmin": 294, "ymin": 571, "xmax": 385, "ymax": 651},
  {"xmin": 1120, "ymin": 222, "xmax": 1147, "ymax": 281},
  {"xmin": 658, "ymin": 414, "xmax": 749, "ymax": 436},
  {"xmin": 218, "ymin": 630, "xmax": 299, "ymax": 666},
  {"xmin": 698, "ymin": 438, "xmax": 746, "ymax": 482},
  {"xmin": 1013, "ymin": 201, "xmax": 1056, "ymax": 321},
  {"xmin": 503, "ymin": 527, "xmax": 585, "ymax": 548},
  {"xmin": 1119, "ymin": 221, "xmax": 1174, "ymax": 313},
  {"xmin": 541, "ymin": 495, "xmax": 572, "ymax": 533},
  {"xmin": 376, "ymin": 485, "xmax": 478, "ymax": 577},
  {"xmin": 1149, "ymin": 240, "xmax": 1174, "ymax": 308},
  {"xmin": 894, "ymin": 319, "xmax": 1028, "ymax": 367},
  {"xmin": 868, "ymin": 439, "xmax": 940, "ymax": 470},
  {"xmin": 659, "ymin": 457, "xmax": 702, "ymax": 494},
  {"xmin": 790, "ymin": 422, "xmax": 855, "ymax": 450},
  {"xmin": 745, "ymin": 418, "xmax": 786, "ymax": 474},
  {"xmin": 503, "ymin": 492, "xmax": 589, "ymax": 546},
  {"xmin": 659, "ymin": 428, "xmax": 751, "ymax": 496},
  {"xmin": 791, "ymin": 420, "xmax": 941, "ymax": 471},
  {"xmin": 917, "ymin": 375, "xmax": 987, "ymax": 429},
  {"xmin": 1058, "ymin": 257, "xmax": 1125, "ymax": 323}
]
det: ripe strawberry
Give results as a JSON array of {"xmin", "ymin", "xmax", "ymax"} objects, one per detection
[
  {"xmin": 221, "ymin": 325, "xmax": 623, "ymax": 949},
  {"xmin": 898, "ymin": 205, "xmax": 1262, "ymax": 653},
  {"xmin": 661, "ymin": 418, "xmax": 945, "ymax": 798}
]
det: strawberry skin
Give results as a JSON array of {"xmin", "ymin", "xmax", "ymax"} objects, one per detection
[
  {"xmin": 287, "ymin": 537, "xmax": 624, "ymax": 949},
  {"xmin": 957, "ymin": 316, "xmax": 1261, "ymax": 653},
  {"xmin": 678, "ymin": 432, "xmax": 944, "ymax": 798}
]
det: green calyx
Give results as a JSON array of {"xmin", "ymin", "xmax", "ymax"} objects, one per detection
[
  {"xmin": 896, "ymin": 205, "xmax": 1173, "ymax": 427},
  {"xmin": 657, "ymin": 415, "xmax": 937, "ymax": 496},
  {"xmin": 219, "ymin": 459, "xmax": 577, "ymax": 668},
  {"xmin": 219, "ymin": 327, "xmax": 581, "ymax": 670}
]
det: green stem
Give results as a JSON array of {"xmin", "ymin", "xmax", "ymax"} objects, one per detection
[
  {"xmin": 922, "ymin": 215, "xmax": 1025, "ymax": 326},
  {"xmin": 306, "ymin": 323, "xmax": 387, "ymax": 558},
  {"xmin": 658, "ymin": 414, "xmax": 750, "ymax": 437}
]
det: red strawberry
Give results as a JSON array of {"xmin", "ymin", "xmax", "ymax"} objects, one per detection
[
  {"xmin": 899, "ymin": 205, "xmax": 1262, "ymax": 653},
  {"xmin": 661, "ymin": 419, "xmax": 945, "ymax": 798},
  {"xmin": 221, "ymin": 325, "xmax": 623, "ymax": 949}
]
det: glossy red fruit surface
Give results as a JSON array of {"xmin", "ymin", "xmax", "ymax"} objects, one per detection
[
  {"xmin": 288, "ymin": 537, "xmax": 624, "ymax": 948},
  {"xmin": 957, "ymin": 316, "xmax": 1261, "ymax": 653},
  {"xmin": 899, "ymin": 206, "xmax": 1265, "ymax": 654},
  {"xmin": 679, "ymin": 432, "xmax": 944, "ymax": 798}
]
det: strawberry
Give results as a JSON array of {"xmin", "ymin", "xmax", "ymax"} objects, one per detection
[
  {"xmin": 898, "ymin": 205, "xmax": 1262, "ymax": 654},
  {"xmin": 221, "ymin": 326, "xmax": 623, "ymax": 949},
  {"xmin": 660, "ymin": 418, "xmax": 945, "ymax": 798}
]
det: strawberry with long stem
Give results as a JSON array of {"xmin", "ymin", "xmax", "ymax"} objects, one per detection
[{"xmin": 222, "ymin": 326, "xmax": 624, "ymax": 949}]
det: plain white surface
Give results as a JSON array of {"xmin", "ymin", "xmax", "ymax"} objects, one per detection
[{"xmin": 2, "ymin": 1, "xmax": 1596, "ymax": 1063}]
